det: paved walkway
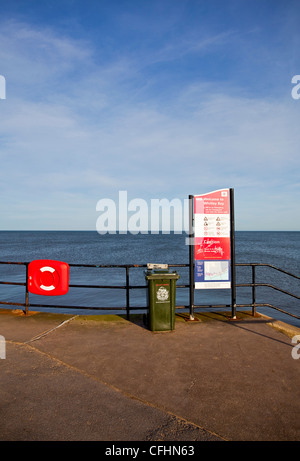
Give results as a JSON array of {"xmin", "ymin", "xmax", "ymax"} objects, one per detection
[{"xmin": 1, "ymin": 308, "xmax": 300, "ymax": 441}]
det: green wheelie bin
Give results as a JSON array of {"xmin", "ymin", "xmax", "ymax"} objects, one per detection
[{"xmin": 145, "ymin": 264, "xmax": 180, "ymax": 331}]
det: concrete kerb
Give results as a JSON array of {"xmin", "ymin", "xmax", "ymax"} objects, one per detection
[{"xmin": 2, "ymin": 307, "xmax": 300, "ymax": 338}]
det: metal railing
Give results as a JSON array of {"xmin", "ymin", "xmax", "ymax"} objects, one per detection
[
  {"xmin": 0, "ymin": 261, "xmax": 299, "ymax": 321},
  {"xmin": 0, "ymin": 261, "xmax": 189, "ymax": 319},
  {"xmin": 234, "ymin": 263, "xmax": 300, "ymax": 320}
]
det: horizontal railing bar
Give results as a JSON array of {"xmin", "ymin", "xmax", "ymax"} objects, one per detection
[
  {"xmin": 69, "ymin": 284, "xmax": 128, "ymax": 289},
  {"xmin": 30, "ymin": 304, "xmax": 129, "ymax": 310},
  {"xmin": 236, "ymin": 282, "xmax": 299, "ymax": 299},
  {"xmin": 0, "ymin": 282, "xmax": 190, "ymax": 290},
  {"xmin": 69, "ymin": 263, "xmax": 146, "ymax": 268},
  {"xmin": 254, "ymin": 303, "xmax": 300, "ymax": 320},
  {"xmin": 71, "ymin": 284, "xmax": 189, "ymax": 289},
  {"xmin": 0, "ymin": 301, "xmax": 27, "ymax": 307},
  {"xmin": 193, "ymin": 304, "xmax": 232, "ymax": 308},
  {"xmin": 255, "ymin": 284, "xmax": 300, "ymax": 298},
  {"xmin": 0, "ymin": 283, "xmax": 190, "ymax": 290},
  {"xmin": 236, "ymin": 263, "xmax": 300, "ymax": 280},
  {"xmin": 0, "ymin": 281, "xmax": 26, "ymax": 286},
  {"xmin": 0, "ymin": 260, "xmax": 298, "ymax": 276},
  {"xmin": 241, "ymin": 283, "xmax": 300, "ymax": 299},
  {"xmin": 0, "ymin": 261, "xmax": 28, "ymax": 265},
  {"xmin": 0, "ymin": 261, "xmax": 189, "ymax": 268},
  {"xmin": 0, "ymin": 300, "xmax": 188, "ymax": 310},
  {"xmin": 69, "ymin": 284, "xmax": 147, "ymax": 289}
]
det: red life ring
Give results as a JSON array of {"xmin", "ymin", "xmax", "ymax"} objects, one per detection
[{"xmin": 28, "ymin": 260, "xmax": 69, "ymax": 296}]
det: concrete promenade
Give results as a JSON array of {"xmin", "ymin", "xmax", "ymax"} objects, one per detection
[{"xmin": 1, "ymin": 308, "xmax": 300, "ymax": 441}]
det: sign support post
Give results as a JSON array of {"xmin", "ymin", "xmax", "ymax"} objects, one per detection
[
  {"xmin": 230, "ymin": 188, "xmax": 236, "ymax": 319},
  {"xmin": 189, "ymin": 195, "xmax": 195, "ymax": 320}
]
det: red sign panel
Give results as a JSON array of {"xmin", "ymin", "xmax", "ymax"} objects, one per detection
[
  {"xmin": 28, "ymin": 260, "xmax": 69, "ymax": 296},
  {"xmin": 194, "ymin": 237, "xmax": 231, "ymax": 260}
]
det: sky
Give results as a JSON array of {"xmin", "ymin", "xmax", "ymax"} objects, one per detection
[{"xmin": 0, "ymin": 0, "xmax": 299, "ymax": 231}]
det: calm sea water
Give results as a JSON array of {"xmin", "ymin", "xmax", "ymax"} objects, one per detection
[{"xmin": 0, "ymin": 231, "xmax": 299, "ymax": 326}]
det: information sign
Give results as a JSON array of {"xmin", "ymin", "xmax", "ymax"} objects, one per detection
[{"xmin": 194, "ymin": 189, "xmax": 231, "ymax": 289}]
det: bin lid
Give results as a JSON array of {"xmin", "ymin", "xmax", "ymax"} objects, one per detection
[{"xmin": 145, "ymin": 271, "xmax": 180, "ymax": 280}]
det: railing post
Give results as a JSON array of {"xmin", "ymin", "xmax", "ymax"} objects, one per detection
[
  {"xmin": 252, "ymin": 264, "xmax": 256, "ymax": 316},
  {"xmin": 25, "ymin": 263, "xmax": 29, "ymax": 315},
  {"xmin": 126, "ymin": 266, "xmax": 130, "ymax": 320}
]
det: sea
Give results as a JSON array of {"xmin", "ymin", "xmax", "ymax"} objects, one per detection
[{"xmin": 0, "ymin": 231, "xmax": 299, "ymax": 327}]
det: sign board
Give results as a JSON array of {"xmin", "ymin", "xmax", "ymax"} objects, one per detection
[{"xmin": 193, "ymin": 189, "xmax": 231, "ymax": 289}]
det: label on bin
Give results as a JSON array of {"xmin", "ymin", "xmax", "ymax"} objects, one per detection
[{"xmin": 156, "ymin": 284, "xmax": 170, "ymax": 303}]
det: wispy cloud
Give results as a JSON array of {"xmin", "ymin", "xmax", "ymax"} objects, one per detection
[{"xmin": 0, "ymin": 12, "xmax": 299, "ymax": 230}]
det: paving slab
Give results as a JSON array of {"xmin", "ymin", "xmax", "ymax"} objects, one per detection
[{"xmin": 1, "ymin": 309, "xmax": 300, "ymax": 441}]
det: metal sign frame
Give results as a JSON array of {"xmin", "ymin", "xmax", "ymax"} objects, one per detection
[{"xmin": 188, "ymin": 188, "xmax": 236, "ymax": 319}]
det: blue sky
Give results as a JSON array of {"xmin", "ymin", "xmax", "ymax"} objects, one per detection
[{"xmin": 0, "ymin": 0, "xmax": 299, "ymax": 231}]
